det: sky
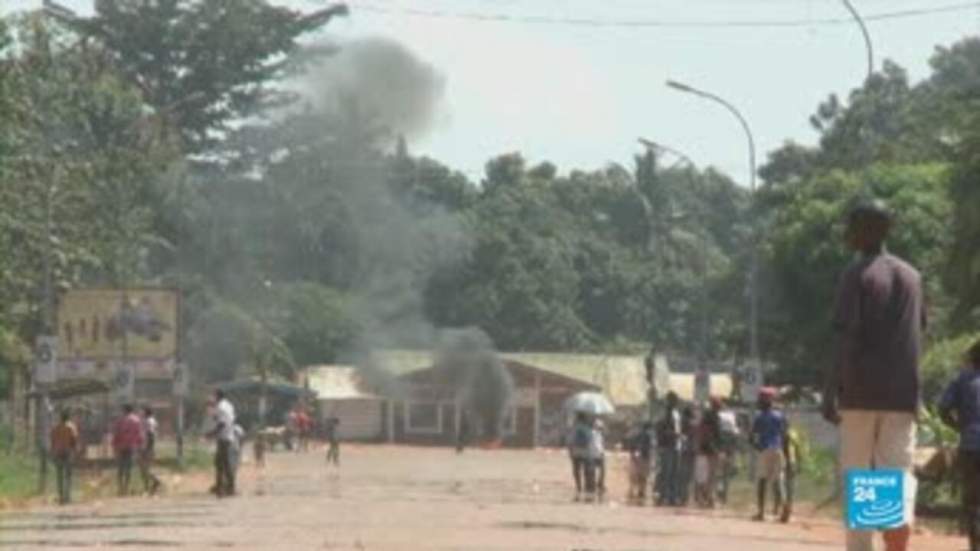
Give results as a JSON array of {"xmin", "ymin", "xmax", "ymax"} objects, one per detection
[{"xmin": 6, "ymin": 0, "xmax": 980, "ymax": 184}]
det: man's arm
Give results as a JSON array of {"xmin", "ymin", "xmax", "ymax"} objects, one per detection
[
  {"xmin": 825, "ymin": 267, "xmax": 860, "ymax": 424},
  {"xmin": 781, "ymin": 421, "xmax": 793, "ymax": 471},
  {"xmin": 938, "ymin": 379, "xmax": 959, "ymax": 429}
]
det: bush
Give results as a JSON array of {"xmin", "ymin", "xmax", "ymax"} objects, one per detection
[{"xmin": 922, "ymin": 332, "xmax": 980, "ymax": 404}]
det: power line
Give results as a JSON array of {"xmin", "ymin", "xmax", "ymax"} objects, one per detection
[{"xmin": 348, "ymin": 1, "xmax": 980, "ymax": 29}]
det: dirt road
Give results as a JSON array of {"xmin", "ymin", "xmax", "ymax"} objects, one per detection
[{"xmin": 0, "ymin": 445, "xmax": 962, "ymax": 550}]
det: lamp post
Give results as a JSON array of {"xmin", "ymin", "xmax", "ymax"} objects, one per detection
[
  {"xmin": 638, "ymin": 138, "xmax": 710, "ymax": 403},
  {"xmin": 666, "ymin": 80, "xmax": 760, "ymax": 390},
  {"xmin": 840, "ymin": 0, "xmax": 874, "ymax": 82}
]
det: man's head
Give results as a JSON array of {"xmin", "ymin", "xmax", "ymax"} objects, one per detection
[
  {"xmin": 143, "ymin": 406, "xmax": 153, "ymax": 418},
  {"xmin": 709, "ymin": 396, "xmax": 722, "ymax": 412},
  {"xmin": 665, "ymin": 391, "xmax": 679, "ymax": 409},
  {"xmin": 844, "ymin": 198, "xmax": 893, "ymax": 253},
  {"xmin": 214, "ymin": 389, "xmax": 225, "ymax": 402},
  {"xmin": 122, "ymin": 403, "xmax": 134, "ymax": 414},
  {"xmin": 60, "ymin": 409, "xmax": 71, "ymax": 423},
  {"xmin": 969, "ymin": 338, "xmax": 980, "ymax": 370},
  {"xmin": 757, "ymin": 387, "xmax": 776, "ymax": 410},
  {"xmin": 575, "ymin": 411, "xmax": 587, "ymax": 424}
]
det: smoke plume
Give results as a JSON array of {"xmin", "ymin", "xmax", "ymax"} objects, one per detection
[
  {"xmin": 433, "ymin": 328, "xmax": 513, "ymax": 442},
  {"xmin": 304, "ymin": 37, "xmax": 446, "ymax": 139}
]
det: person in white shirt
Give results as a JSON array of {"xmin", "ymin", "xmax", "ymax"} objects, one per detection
[
  {"xmin": 589, "ymin": 417, "xmax": 607, "ymax": 497},
  {"xmin": 208, "ymin": 390, "xmax": 237, "ymax": 497},
  {"xmin": 139, "ymin": 407, "xmax": 162, "ymax": 495},
  {"xmin": 230, "ymin": 424, "xmax": 245, "ymax": 476}
]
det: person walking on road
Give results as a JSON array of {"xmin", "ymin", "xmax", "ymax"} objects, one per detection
[
  {"xmin": 939, "ymin": 338, "xmax": 980, "ymax": 551},
  {"xmin": 697, "ymin": 398, "xmax": 723, "ymax": 508},
  {"xmin": 626, "ymin": 421, "xmax": 654, "ymax": 501},
  {"xmin": 655, "ymin": 392, "xmax": 682, "ymax": 506},
  {"xmin": 111, "ymin": 404, "xmax": 144, "ymax": 496},
  {"xmin": 781, "ymin": 425, "xmax": 802, "ymax": 523},
  {"xmin": 325, "ymin": 417, "xmax": 341, "ymax": 466},
  {"xmin": 751, "ymin": 388, "xmax": 788, "ymax": 521},
  {"xmin": 208, "ymin": 389, "xmax": 237, "ymax": 497},
  {"xmin": 823, "ymin": 199, "xmax": 926, "ymax": 551},
  {"xmin": 589, "ymin": 417, "xmax": 607, "ymax": 498},
  {"xmin": 717, "ymin": 400, "xmax": 740, "ymax": 505},
  {"xmin": 139, "ymin": 407, "xmax": 162, "ymax": 495},
  {"xmin": 50, "ymin": 410, "xmax": 79, "ymax": 505},
  {"xmin": 567, "ymin": 411, "xmax": 593, "ymax": 499}
]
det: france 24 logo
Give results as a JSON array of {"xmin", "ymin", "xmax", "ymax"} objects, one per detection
[{"xmin": 846, "ymin": 469, "xmax": 905, "ymax": 530}]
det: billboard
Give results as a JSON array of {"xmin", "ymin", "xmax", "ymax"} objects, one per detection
[{"xmin": 57, "ymin": 289, "xmax": 178, "ymax": 362}]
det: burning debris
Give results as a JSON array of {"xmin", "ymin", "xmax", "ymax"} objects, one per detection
[{"xmin": 433, "ymin": 328, "xmax": 514, "ymax": 444}]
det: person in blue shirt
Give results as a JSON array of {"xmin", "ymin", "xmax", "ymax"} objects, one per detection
[
  {"xmin": 939, "ymin": 338, "xmax": 980, "ymax": 551},
  {"xmin": 751, "ymin": 387, "xmax": 790, "ymax": 522}
]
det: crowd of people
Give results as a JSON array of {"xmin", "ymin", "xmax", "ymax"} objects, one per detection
[
  {"xmin": 574, "ymin": 388, "xmax": 797, "ymax": 523},
  {"xmin": 47, "ymin": 403, "xmax": 163, "ymax": 505}
]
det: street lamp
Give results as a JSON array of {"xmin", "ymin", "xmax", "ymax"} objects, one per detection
[
  {"xmin": 840, "ymin": 0, "xmax": 874, "ymax": 81},
  {"xmin": 666, "ymin": 79, "xmax": 760, "ymax": 382},
  {"xmin": 638, "ymin": 138, "xmax": 710, "ymax": 403}
]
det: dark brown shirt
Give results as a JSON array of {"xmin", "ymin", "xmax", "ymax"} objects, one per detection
[{"xmin": 830, "ymin": 251, "xmax": 925, "ymax": 412}]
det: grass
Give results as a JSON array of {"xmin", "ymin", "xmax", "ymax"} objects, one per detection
[
  {"xmin": 0, "ymin": 438, "xmax": 215, "ymax": 507},
  {"xmin": 0, "ymin": 451, "xmax": 40, "ymax": 504}
]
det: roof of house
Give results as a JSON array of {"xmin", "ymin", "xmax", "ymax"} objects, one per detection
[
  {"xmin": 217, "ymin": 378, "xmax": 314, "ymax": 398},
  {"xmin": 668, "ymin": 373, "xmax": 733, "ymax": 403},
  {"xmin": 304, "ymin": 365, "xmax": 380, "ymax": 401},
  {"xmin": 371, "ymin": 350, "xmax": 663, "ymax": 407}
]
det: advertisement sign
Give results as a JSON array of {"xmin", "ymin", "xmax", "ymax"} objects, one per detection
[
  {"xmin": 846, "ymin": 469, "xmax": 906, "ymax": 530},
  {"xmin": 57, "ymin": 289, "xmax": 177, "ymax": 361},
  {"xmin": 57, "ymin": 357, "xmax": 176, "ymax": 381}
]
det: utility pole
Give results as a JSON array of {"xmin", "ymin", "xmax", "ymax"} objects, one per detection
[
  {"xmin": 35, "ymin": 183, "xmax": 57, "ymax": 493},
  {"xmin": 638, "ymin": 138, "xmax": 710, "ymax": 402},
  {"xmin": 666, "ymin": 80, "xmax": 760, "ymax": 400}
]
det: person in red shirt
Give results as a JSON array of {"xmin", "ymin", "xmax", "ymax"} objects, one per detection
[{"xmin": 111, "ymin": 403, "xmax": 145, "ymax": 496}]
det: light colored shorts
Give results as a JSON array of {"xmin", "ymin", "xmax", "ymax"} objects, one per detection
[
  {"xmin": 756, "ymin": 448, "xmax": 785, "ymax": 482},
  {"xmin": 840, "ymin": 410, "xmax": 917, "ymax": 551}
]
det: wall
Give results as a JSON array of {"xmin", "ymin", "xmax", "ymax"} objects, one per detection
[{"xmin": 319, "ymin": 398, "xmax": 383, "ymax": 441}]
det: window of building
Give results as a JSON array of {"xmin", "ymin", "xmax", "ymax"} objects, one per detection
[{"xmin": 405, "ymin": 402, "xmax": 442, "ymax": 434}]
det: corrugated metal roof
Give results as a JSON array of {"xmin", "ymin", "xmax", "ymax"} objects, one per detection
[
  {"xmin": 305, "ymin": 365, "xmax": 380, "ymax": 400},
  {"xmin": 371, "ymin": 350, "xmax": 662, "ymax": 407}
]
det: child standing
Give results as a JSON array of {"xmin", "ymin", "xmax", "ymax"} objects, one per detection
[
  {"xmin": 939, "ymin": 339, "xmax": 980, "ymax": 551},
  {"xmin": 751, "ymin": 387, "xmax": 789, "ymax": 521}
]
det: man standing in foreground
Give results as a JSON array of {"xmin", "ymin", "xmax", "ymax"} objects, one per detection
[
  {"xmin": 823, "ymin": 199, "xmax": 925, "ymax": 551},
  {"xmin": 209, "ymin": 390, "xmax": 237, "ymax": 497}
]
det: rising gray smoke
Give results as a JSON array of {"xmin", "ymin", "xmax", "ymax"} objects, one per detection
[
  {"xmin": 303, "ymin": 36, "xmax": 447, "ymax": 139},
  {"xmin": 433, "ymin": 328, "xmax": 513, "ymax": 442},
  {"xmin": 300, "ymin": 37, "xmax": 475, "ymax": 396}
]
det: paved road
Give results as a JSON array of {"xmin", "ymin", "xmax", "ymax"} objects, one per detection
[{"xmin": 0, "ymin": 446, "xmax": 961, "ymax": 550}]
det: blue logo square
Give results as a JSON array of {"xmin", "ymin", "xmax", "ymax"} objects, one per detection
[{"xmin": 846, "ymin": 469, "xmax": 905, "ymax": 530}]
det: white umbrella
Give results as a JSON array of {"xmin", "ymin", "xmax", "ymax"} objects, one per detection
[{"xmin": 564, "ymin": 391, "xmax": 615, "ymax": 416}]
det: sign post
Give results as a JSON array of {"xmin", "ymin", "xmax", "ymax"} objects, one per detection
[
  {"xmin": 172, "ymin": 362, "xmax": 188, "ymax": 467},
  {"xmin": 33, "ymin": 336, "xmax": 57, "ymax": 493}
]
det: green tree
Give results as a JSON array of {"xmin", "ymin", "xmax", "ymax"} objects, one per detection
[
  {"xmin": 763, "ymin": 164, "xmax": 952, "ymax": 383},
  {"xmin": 69, "ymin": 0, "xmax": 348, "ymax": 154}
]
